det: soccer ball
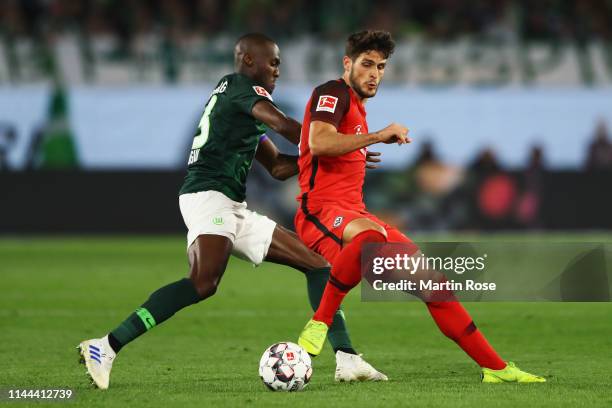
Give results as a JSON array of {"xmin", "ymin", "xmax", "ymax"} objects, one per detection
[{"xmin": 259, "ymin": 342, "xmax": 312, "ymax": 391}]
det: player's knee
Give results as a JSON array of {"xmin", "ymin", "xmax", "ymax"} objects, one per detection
[
  {"xmin": 304, "ymin": 251, "xmax": 330, "ymax": 270},
  {"xmin": 418, "ymin": 271, "xmax": 455, "ymax": 303},
  {"xmin": 189, "ymin": 266, "xmax": 223, "ymax": 299},
  {"xmin": 330, "ymin": 273, "xmax": 360, "ymax": 291},
  {"xmin": 345, "ymin": 275, "xmax": 361, "ymax": 289},
  {"xmin": 191, "ymin": 277, "xmax": 219, "ymax": 299},
  {"xmin": 201, "ymin": 282, "xmax": 219, "ymax": 298}
]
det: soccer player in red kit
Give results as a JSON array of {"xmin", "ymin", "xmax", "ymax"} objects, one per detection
[{"xmin": 295, "ymin": 30, "xmax": 545, "ymax": 383}]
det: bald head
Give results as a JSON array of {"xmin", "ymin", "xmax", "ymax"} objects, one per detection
[
  {"xmin": 233, "ymin": 33, "xmax": 281, "ymax": 93},
  {"xmin": 234, "ymin": 33, "xmax": 275, "ymax": 69}
]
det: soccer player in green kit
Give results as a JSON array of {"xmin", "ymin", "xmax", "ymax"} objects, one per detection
[{"xmin": 77, "ymin": 33, "xmax": 386, "ymax": 389}]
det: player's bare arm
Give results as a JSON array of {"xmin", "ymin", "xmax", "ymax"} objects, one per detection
[
  {"xmin": 252, "ymin": 100, "xmax": 301, "ymax": 145},
  {"xmin": 309, "ymin": 120, "xmax": 410, "ymax": 157},
  {"xmin": 255, "ymin": 137, "xmax": 298, "ymax": 180}
]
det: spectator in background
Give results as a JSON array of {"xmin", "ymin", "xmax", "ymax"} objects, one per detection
[
  {"xmin": 585, "ymin": 120, "xmax": 612, "ymax": 170},
  {"xmin": 415, "ymin": 140, "xmax": 464, "ymax": 196},
  {"xmin": 414, "ymin": 139, "xmax": 436, "ymax": 166},
  {"xmin": 391, "ymin": 139, "xmax": 465, "ymax": 231},
  {"xmin": 469, "ymin": 147, "xmax": 518, "ymax": 229},
  {"xmin": 26, "ymin": 86, "xmax": 80, "ymax": 170},
  {"xmin": 0, "ymin": 123, "xmax": 17, "ymax": 171},
  {"xmin": 526, "ymin": 144, "xmax": 545, "ymax": 172},
  {"xmin": 517, "ymin": 144, "xmax": 545, "ymax": 228},
  {"xmin": 470, "ymin": 147, "xmax": 501, "ymax": 175}
]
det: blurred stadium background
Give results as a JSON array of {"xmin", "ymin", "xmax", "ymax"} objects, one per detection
[
  {"xmin": 1, "ymin": 0, "xmax": 612, "ymax": 233},
  {"xmin": 2, "ymin": 2, "xmax": 612, "ymax": 406}
]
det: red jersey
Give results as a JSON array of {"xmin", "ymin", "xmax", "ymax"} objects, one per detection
[{"xmin": 297, "ymin": 79, "xmax": 368, "ymax": 211}]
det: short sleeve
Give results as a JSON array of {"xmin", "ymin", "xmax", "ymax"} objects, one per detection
[
  {"xmin": 309, "ymin": 80, "xmax": 350, "ymax": 129},
  {"xmin": 232, "ymin": 75, "xmax": 276, "ymax": 115}
]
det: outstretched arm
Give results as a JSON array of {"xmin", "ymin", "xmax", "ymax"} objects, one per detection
[
  {"xmin": 252, "ymin": 100, "xmax": 301, "ymax": 145},
  {"xmin": 309, "ymin": 120, "xmax": 410, "ymax": 157},
  {"xmin": 255, "ymin": 136, "xmax": 299, "ymax": 181}
]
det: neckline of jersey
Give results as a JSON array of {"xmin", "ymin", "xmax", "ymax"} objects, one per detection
[{"xmin": 338, "ymin": 78, "xmax": 367, "ymax": 117}]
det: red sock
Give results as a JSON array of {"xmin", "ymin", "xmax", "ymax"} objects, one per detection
[
  {"xmin": 313, "ymin": 230, "xmax": 387, "ymax": 326},
  {"xmin": 427, "ymin": 301, "xmax": 506, "ymax": 370}
]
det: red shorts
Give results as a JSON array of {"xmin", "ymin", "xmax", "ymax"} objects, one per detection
[{"xmin": 294, "ymin": 204, "xmax": 416, "ymax": 265}]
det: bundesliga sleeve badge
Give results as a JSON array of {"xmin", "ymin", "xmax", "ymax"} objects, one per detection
[
  {"xmin": 316, "ymin": 95, "xmax": 338, "ymax": 113},
  {"xmin": 253, "ymin": 86, "xmax": 273, "ymax": 101}
]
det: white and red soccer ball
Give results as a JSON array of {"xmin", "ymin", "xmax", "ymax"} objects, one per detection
[{"xmin": 259, "ymin": 342, "xmax": 312, "ymax": 391}]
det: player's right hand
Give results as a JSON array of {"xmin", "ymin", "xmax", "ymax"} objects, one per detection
[{"xmin": 377, "ymin": 123, "xmax": 410, "ymax": 145}]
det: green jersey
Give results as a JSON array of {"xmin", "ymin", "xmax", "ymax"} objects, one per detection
[{"xmin": 179, "ymin": 73, "xmax": 275, "ymax": 202}]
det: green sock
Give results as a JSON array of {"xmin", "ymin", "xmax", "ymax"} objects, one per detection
[
  {"xmin": 109, "ymin": 278, "xmax": 201, "ymax": 351},
  {"xmin": 306, "ymin": 267, "xmax": 356, "ymax": 353}
]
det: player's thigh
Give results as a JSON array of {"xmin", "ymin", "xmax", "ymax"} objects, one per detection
[
  {"xmin": 303, "ymin": 206, "xmax": 374, "ymax": 243},
  {"xmin": 342, "ymin": 217, "xmax": 388, "ymax": 244},
  {"xmin": 179, "ymin": 190, "xmax": 240, "ymax": 297},
  {"xmin": 265, "ymin": 224, "xmax": 329, "ymax": 272},
  {"xmin": 295, "ymin": 206, "xmax": 364, "ymax": 264},
  {"xmin": 295, "ymin": 213, "xmax": 342, "ymax": 265},
  {"xmin": 232, "ymin": 207, "xmax": 277, "ymax": 266}
]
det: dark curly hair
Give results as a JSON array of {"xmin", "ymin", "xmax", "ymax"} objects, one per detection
[{"xmin": 345, "ymin": 30, "xmax": 395, "ymax": 60}]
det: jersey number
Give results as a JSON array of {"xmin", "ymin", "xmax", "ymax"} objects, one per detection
[{"xmin": 192, "ymin": 95, "xmax": 218, "ymax": 150}]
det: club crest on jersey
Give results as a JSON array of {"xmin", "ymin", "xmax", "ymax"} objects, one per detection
[
  {"xmin": 252, "ymin": 86, "xmax": 273, "ymax": 101},
  {"xmin": 333, "ymin": 216, "xmax": 344, "ymax": 228},
  {"xmin": 354, "ymin": 124, "xmax": 363, "ymax": 135},
  {"xmin": 316, "ymin": 95, "xmax": 338, "ymax": 113}
]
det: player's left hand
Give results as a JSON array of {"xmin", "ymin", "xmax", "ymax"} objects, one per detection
[{"xmin": 366, "ymin": 151, "xmax": 382, "ymax": 169}]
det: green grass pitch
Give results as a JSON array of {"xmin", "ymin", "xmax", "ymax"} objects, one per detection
[{"xmin": 1, "ymin": 235, "xmax": 611, "ymax": 407}]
